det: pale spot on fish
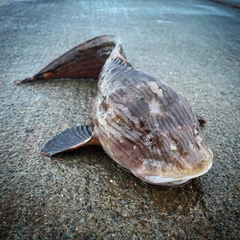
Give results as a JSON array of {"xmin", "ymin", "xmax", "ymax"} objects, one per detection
[
  {"xmin": 148, "ymin": 98, "xmax": 166, "ymax": 117},
  {"xmin": 148, "ymin": 81, "xmax": 163, "ymax": 97},
  {"xmin": 149, "ymin": 99, "xmax": 161, "ymax": 114},
  {"xmin": 169, "ymin": 141, "xmax": 177, "ymax": 151},
  {"xmin": 194, "ymin": 128, "xmax": 198, "ymax": 136},
  {"xmin": 196, "ymin": 135, "xmax": 202, "ymax": 143},
  {"xmin": 189, "ymin": 143, "xmax": 194, "ymax": 149},
  {"xmin": 143, "ymin": 159, "xmax": 163, "ymax": 169}
]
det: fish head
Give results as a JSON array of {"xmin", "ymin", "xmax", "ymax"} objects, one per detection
[
  {"xmin": 130, "ymin": 121, "xmax": 213, "ymax": 186},
  {"xmin": 93, "ymin": 80, "xmax": 213, "ymax": 186}
]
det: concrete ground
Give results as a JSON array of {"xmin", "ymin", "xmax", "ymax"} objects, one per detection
[{"xmin": 0, "ymin": 0, "xmax": 239, "ymax": 239}]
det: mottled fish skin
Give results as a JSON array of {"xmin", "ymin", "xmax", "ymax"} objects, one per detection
[
  {"xmin": 14, "ymin": 35, "xmax": 213, "ymax": 186},
  {"xmin": 90, "ymin": 52, "xmax": 213, "ymax": 186}
]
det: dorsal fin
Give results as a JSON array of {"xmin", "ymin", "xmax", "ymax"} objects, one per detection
[{"xmin": 13, "ymin": 35, "xmax": 128, "ymax": 84}]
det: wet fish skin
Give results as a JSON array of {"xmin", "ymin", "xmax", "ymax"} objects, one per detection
[
  {"xmin": 91, "ymin": 56, "xmax": 213, "ymax": 186},
  {"xmin": 14, "ymin": 35, "xmax": 213, "ymax": 186}
]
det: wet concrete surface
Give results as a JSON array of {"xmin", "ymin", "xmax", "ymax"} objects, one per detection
[{"xmin": 0, "ymin": 0, "xmax": 239, "ymax": 239}]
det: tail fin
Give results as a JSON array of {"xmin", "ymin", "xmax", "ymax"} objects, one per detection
[{"xmin": 14, "ymin": 35, "xmax": 126, "ymax": 84}]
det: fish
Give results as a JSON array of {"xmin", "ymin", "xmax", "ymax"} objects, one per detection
[{"xmin": 14, "ymin": 35, "xmax": 213, "ymax": 186}]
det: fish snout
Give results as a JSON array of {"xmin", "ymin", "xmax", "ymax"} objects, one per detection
[
  {"xmin": 134, "ymin": 150, "xmax": 213, "ymax": 186},
  {"xmin": 131, "ymin": 128, "xmax": 213, "ymax": 186}
]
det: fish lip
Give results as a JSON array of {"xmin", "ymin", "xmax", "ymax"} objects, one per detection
[{"xmin": 141, "ymin": 154, "xmax": 213, "ymax": 186}]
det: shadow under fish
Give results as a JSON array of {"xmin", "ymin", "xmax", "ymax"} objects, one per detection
[{"xmin": 14, "ymin": 35, "xmax": 213, "ymax": 186}]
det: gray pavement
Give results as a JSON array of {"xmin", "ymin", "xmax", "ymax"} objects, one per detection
[{"xmin": 0, "ymin": 0, "xmax": 239, "ymax": 239}]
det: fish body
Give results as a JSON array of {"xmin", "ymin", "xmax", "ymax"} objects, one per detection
[{"xmin": 15, "ymin": 35, "xmax": 213, "ymax": 186}]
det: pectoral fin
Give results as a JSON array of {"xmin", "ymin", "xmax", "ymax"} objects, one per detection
[
  {"xmin": 196, "ymin": 115, "xmax": 206, "ymax": 127},
  {"xmin": 40, "ymin": 125, "xmax": 100, "ymax": 157}
]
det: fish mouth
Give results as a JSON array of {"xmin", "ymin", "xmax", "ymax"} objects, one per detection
[
  {"xmin": 135, "ymin": 151, "xmax": 213, "ymax": 186},
  {"xmin": 144, "ymin": 160, "xmax": 212, "ymax": 186}
]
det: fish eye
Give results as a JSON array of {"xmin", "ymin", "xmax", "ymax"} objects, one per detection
[{"xmin": 144, "ymin": 133, "xmax": 156, "ymax": 145}]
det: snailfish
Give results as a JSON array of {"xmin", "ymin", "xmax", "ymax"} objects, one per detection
[{"xmin": 14, "ymin": 35, "xmax": 213, "ymax": 186}]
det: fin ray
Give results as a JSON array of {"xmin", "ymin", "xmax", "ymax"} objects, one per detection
[
  {"xmin": 40, "ymin": 125, "xmax": 95, "ymax": 157},
  {"xmin": 14, "ymin": 35, "xmax": 127, "ymax": 84}
]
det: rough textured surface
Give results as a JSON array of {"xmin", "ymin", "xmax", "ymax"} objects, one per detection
[{"xmin": 0, "ymin": 0, "xmax": 239, "ymax": 239}]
